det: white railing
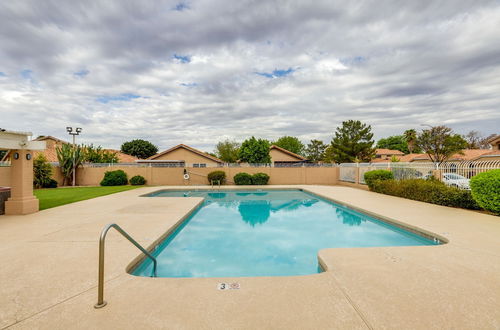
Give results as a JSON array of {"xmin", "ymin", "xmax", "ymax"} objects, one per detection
[
  {"xmin": 339, "ymin": 160, "xmax": 500, "ymax": 184},
  {"xmin": 438, "ymin": 160, "xmax": 500, "ymax": 179},
  {"xmin": 339, "ymin": 163, "xmax": 357, "ymax": 182}
]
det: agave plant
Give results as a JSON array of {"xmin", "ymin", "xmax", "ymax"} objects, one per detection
[{"xmin": 56, "ymin": 143, "xmax": 87, "ymax": 186}]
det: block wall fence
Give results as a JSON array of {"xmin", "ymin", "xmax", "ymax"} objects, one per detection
[{"xmin": 72, "ymin": 166, "xmax": 340, "ymax": 186}]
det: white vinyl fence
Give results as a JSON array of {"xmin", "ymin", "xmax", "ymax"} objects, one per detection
[
  {"xmin": 340, "ymin": 160, "xmax": 500, "ymax": 185},
  {"xmin": 339, "ymin": 163, "xmax": 358, "ymax": 182}
]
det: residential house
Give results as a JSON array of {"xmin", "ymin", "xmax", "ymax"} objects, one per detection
[
  {"xmin": 371, "ymin": 149, "xmax": 405, "ymax": 163},
  {"xmin": 142, "ymin": 144, "xmax": 224, "ymax": 167},
  {"xmin": 269, "ymin": 145, "xmax": 307, "ymax": 166},
  {"xmin": 472, "ymin": 135, "xmax": 500, "ymax": 161}
]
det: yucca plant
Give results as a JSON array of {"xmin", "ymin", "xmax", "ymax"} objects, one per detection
[{"xmin": 56, "ymin": 143, "xmax": 87, "ymax": 186}]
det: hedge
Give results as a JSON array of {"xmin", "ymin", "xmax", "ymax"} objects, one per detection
[
  {"xmin": 470, "ymin": 169, "xmax": 500, "ymax": 215},
  {"xmin": 207, "ymin": 171, "xmax": 226, "ymax": 185},
  {"xmin": 129, "ymin": 175, "xmax": 146, "ymax": 185},
  {"xmin": 234, "ymin": 172, "xmax": 253, "ymax": 185},
  {"xmin": 370, "ymin": 179, "xmax": 480, "ymax": 210},
  {"xmin": 364, "ymin": 170, "xmax": 394, "ymax": 189},
  {"xmin": 252, "ymin": 173, "xmax": 270, "ymax": 185},
  {"xmin": 100, "ymin": 170, "xmax": 128, "ymax": 186}
]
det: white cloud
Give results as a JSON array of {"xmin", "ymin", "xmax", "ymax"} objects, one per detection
[{"xmin": 0, "ymin": 0, "xmax": 499, "ymax": 152}]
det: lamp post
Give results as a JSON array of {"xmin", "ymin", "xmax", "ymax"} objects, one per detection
[{"xmin": 66, "ymin": 127, "xmax": 82, "ymax": 186}]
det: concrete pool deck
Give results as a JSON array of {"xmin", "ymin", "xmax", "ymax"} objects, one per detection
[{"xmin": 0, "ymin": 185, "xmax": 499, "ymax": 329}]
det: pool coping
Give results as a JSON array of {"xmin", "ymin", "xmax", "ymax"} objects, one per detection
[
  {"xmin": 2, "ymin": 184, "xmax": 499, "ymax": 329},
  {"xmin": 127, "ymin": 186, "xmax": 448, "ymax": 278}
]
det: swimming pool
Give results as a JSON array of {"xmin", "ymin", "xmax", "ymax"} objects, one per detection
[{"xmin": 132, "ymin": 189, "xmax": 438, "ymax": 278}]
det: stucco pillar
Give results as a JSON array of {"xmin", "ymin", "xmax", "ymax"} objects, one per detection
[
  {"xmin": 432, "ymin": 169, "xmax": 442, "ymax": 180},
  {"xmin": 5, "ymin": 149, "xmax": 39, "ymax": 215}
]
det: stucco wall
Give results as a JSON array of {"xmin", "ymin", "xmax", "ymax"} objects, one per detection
[
  {"xmin": 153, "ymin": 148, "xmax": 220, "ymax": 165},
  {"xmin": 0, "ymin": 167, "xmax": 11, "ymax": 187},
  {"xmin": 270, "ymin": 149, "xmax": 302, "ymax": 162},
  {"xmin": 73, "ymin": 166, "xmax": 339, "ymax": 186}
]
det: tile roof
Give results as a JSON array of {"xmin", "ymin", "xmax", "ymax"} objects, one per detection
[
  {"xmin": 33, "ymin": 135, "xmax": 69, "ymax": 144},
  {"xmin": 104, "ymin": 149, "xmax": 138, "ymax": 162},
  {"xmin": 470, "ymin": 149, "xmax": 500, "ymax": 160},
  {"xmin": 447, "ymin": 149, "xmax": 492, "ymax": 161},
  {"xmin": 375, "ymin": 148, "xmax": 405, "ymax": 156},
  {"xmin": 398, "ymin": 153, "xmax": 429, "ymax": 162}
]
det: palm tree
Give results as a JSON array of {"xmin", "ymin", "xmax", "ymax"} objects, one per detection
[{"xmin": 404, "ymin": 129, "xmax": 417, "ymax": 154}]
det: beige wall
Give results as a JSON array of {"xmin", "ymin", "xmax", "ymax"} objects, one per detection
[
  {"xmin": 270, "ymin": 149, "xmax": 302, "ymax": 162},
  {"xmin": 0, "ymin": 167, "xmax": 11, "ymax": 187},
  {"xmin": 73, "ymin": 166, "xmax": 339, "ymax": 186},
  {"xmin": 154, "ymin": 148, "xmax": 220, "ymax": 165}
]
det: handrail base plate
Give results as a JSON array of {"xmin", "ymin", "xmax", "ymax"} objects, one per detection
[{"xmin": 94, "ymin": 301, "xmax": 107, "ymax": 309}]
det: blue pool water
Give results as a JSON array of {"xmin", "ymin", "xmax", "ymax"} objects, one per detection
[{"xmin": 133, "ymin": 190, "xmax": 437, "ymax": 278}]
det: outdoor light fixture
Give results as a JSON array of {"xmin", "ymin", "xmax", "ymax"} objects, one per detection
[{"xmin": 67, "ymin": 126, "xmax": 83, "ymax": 187}]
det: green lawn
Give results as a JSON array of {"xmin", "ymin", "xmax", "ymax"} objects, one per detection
[{"xmin": 34, "ymin": 186, "xmax": 141, "ymax": 210}]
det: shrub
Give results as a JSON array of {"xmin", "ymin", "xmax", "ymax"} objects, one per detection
[
  {"xmin": 45, "ymin": 179, "xmax": 58, "ymax": 188},
  {"xmin": 470, "ymin": 169, "xmax": 500, "ymax": 215},
  {"xmin": 129, "ymin": 175, "xmax": 146, "ymax": 185},
  {"xmin": 100, "ymin": 170, "xmax": 128, "ymax": 186},
  {"xmin": 234, "ymin": 172, "xmax": 253, "ymax": 185},
  {"xmin": 33, "ymin": 154, "xmax": 54, "ymax": 188},
  {"xmin": 364, "ymin": 170, "xmax": 394, "ymax": 189},
  {"xmin": 371, "ymin": 179, "xmax": 480, "ymax": 210},
  {"xmin": 207, "ymin": 171, "xmax": 226, "ymax": 184},
  {"xmin": 252, "ymin": 173, "xmax": 270, "ymax": 185}
]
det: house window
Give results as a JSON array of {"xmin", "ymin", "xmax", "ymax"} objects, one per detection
[{"xmin": 193, "ymin": 163, "xmax": 206, "ymax": 168}]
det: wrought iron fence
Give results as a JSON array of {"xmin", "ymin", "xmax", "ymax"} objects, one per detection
[{"xmin": 437, "ymin": 160, "xmax": 500, "ymax": 179}]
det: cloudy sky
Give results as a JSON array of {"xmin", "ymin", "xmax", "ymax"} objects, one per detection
[{"xmin": 1, "ymin": 1, "xmax": 499, "ymax": 152}]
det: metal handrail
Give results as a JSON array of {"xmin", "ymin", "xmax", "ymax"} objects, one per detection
[
  {"xmin": 211, "ymin": 179, "xmax": 221, "ymax": 190},
  {"xmin": 94, "ymin": 223, "xmax": 157, "ymax": 309}
]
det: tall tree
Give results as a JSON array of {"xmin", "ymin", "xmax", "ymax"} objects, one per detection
[
  {"xmin": 404, "ymin": 129, "xmax": 418, "ymax": 153},
  {"xmin": 120, "ymin": 139, "xmax": 158, "ymax": 159},
  {"xmin": 464, "ymin": 130, "xmax": 483, "ymax": 149},
  {"xmin": 376, "ymin": 135, "xmax": 409, "ymax": 154},
  {"xmin": 305, "ymin": 139, "xmax": 327, "ymax": 162},
  {"xmin": 84, "ymin": 144, "xmax": 119, "ymax": 163},
  {"xmin": 273, "ymin": 136, "xmax": 305, "ymax": 156},
  {"xmin": 330, "ymin": 120, "xmax": 375, "ymax": 163},
  {"xmin": 416, "ymin": 125, "xmax": 468, "ymax": 164},
  {"xmin": 215, "ymin": 139, "xmax": 240, "ymax": 162},
  {"xmin": 322, "ymin": 145, "xmax": 336, "ymax": 163},
  {"xmin": 238, "ymin": 137, "xmax": 271, "ymax": 163}
]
